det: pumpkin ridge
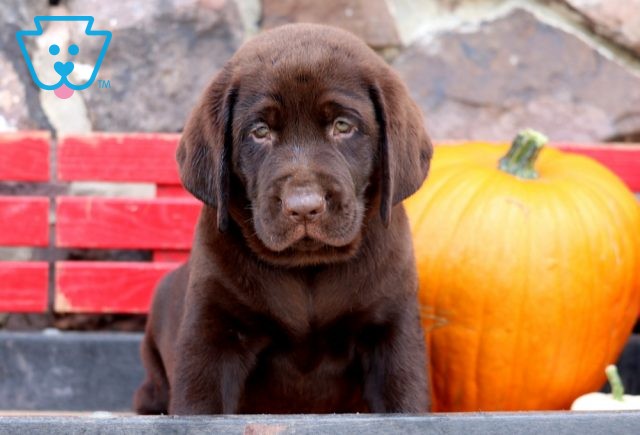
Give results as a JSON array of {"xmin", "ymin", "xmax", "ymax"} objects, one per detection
[
  {"xmin": 410, "ymin": 164, "xmax": 466, "ymax": 238},
  {"xmin": 411, "ymin": 166, "xmax": 477, "ymax": 338},
  {"xmin": 469, "ymin": 176, "xmax": 506, "ymax": 409},
  {"xmin": 562, "ymin": 181, "xmax": 613, "ymax": 408},
  {"xmin": 578, "ymin": 179, "xmax": 640, "ymax": 376},
  {"xmin": 564, "ymin": 172, "xmax": 640, "ymax": 333},
  {"xmin": 563, "ymin": 184, "xmax": 597, "ymax": 408},
  {"xmin": 505, "ymin": 181, "xmax": 534, "ymax": 409},
  {"xmin": 537, "ymin": 193, "xmax": 570, "ymax": 408},
  {"xmin": 583, "ymin": 184, "xmax": 637, "ymax": 406},
  {"xmin": 535, "ymin": 186, "xmax": 584, "ymax": 409},
  {"xmin": 453, "ymin": 170, "xmax": 509, "ymax": 410},
  {"xmin": 432, "ymin": 169, "xmax": 499, "ymax": 411}
]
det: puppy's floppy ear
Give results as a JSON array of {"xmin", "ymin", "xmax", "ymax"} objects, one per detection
[
  {"xmin": 177, "ymin": 70, "xmax": 238, "ymax": 232},
  {"xmin": 369, "ymin": 74, "xmax": 433, "ymax": 227}
]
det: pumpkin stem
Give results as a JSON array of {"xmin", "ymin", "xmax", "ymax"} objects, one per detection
[
  {"xmin": 606, "ymin": 364, "xmax": 625, "ymax": 401},
  {"xmin": 498, "ymin": 129, "xmax": 548, "ymax": 179}
]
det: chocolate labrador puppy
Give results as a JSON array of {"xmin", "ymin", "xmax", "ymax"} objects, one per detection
[{"xmin": 134, "ymin": 23, "xmax": 432, "ymax": 415}]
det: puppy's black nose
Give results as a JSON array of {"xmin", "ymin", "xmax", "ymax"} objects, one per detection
[{"xmin": 282, "ymin": 189, "xmax": 326, "ymax": 223}]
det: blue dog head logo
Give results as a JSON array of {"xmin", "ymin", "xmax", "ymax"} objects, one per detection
[{"xmin": 16, "ymin": 16, "xmax": 111, "ymax": 99}]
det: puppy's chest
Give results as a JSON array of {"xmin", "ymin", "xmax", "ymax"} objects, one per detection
[
  {"xmin": 230, "ymin": 271, "xmax": 390, "ymax": 372},
  {"xmin": 254, "ymin": 308, "xmax": 385, "ymax": 377},
  {"xmin": 259, "ymin": 277, "xmax": 372, "ymax": 337}
]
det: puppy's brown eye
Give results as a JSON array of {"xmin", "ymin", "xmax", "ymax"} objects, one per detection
[
  {"xmin": 252, "ymin": 124, "xmax": 271, "ymax": 140},
  {"xmin": 332, "ymin": 118, "xmax": 354, "ymax": 137}
]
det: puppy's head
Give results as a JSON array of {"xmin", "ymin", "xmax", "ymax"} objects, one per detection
[{"xmin": 177, "ymin": 24, "xmax": 432, "ymax": 266}]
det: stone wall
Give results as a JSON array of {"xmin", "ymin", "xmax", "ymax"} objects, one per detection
[{"xmin": 2, "ymin": 0, "xmax": 639, "ymax": 141}]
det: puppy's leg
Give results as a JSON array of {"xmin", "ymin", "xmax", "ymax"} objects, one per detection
[
  {"xmin": 168, "ymin": 302, "xmax": 266, "ymax": 415},
  {"xmin": 363, "ymin": 300, "xmax": 430, "ymax": 413},
  {"xmin": 134, "ymin": 266, "xmax": 187, "ymax": 414},
  {"xmin": 134, "ymin": 333, "xmax": 170, "ymax": 414}
]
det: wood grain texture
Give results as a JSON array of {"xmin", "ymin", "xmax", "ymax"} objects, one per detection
[
  {"xmin": 152, "ymin": 250, "xmax": 189, "ymax": 262},
  {"xmin": 55, "ymin": 262, "xmax": 179, "ymax": 313},
  {"xmin": 0, "ymin": 131, "xmax": 50, "ymax": 182},
  {"xmin": 57, "ymin": 133, "xmax": 181, "ymax": 183},
  {"xmin": 0, "ymin": 197, "xmax": 49, "ymax": 246},
  {"xmin": 156, "ymin": 184, "xmax": 191, "ymax": 197},
  {"xmin": 0, "ymin": 262, "xmax": 49, "ymax": 312},
  {"xmin": 55, "ymin": 196, "xmax": 201, "ymax": 249}
]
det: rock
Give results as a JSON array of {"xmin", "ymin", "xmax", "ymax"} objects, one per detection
[
  {"xmin": 385, "ymin": 0, "xmax": 509, "ymax": 47},
  {"xmin": 236, "ymin": 0, "xmax": 262, "ymax": 37},
  {"xmin": 393, "ymin": 9, "xmax": 640, "ymax": 142},
  {"xmin": 0, "ymin": 0, "xmax": 49, "ymax": 28},
  {"xmin": 66, "ymin": 0, "xmax": 246, "ymax": 132},
  {"xmin": 0, "ymin": 0, "xmax": 51, "ymax": 131},
  {"xmin": 564, "ymin": 0, "xmax": 640, "ymax": 56},
  {"xmin": 262, "ymin": 0, "xmax": 401, "ymax": 49},
  {"xmin": 0, "ymin": 54, "xmax": 31, "ymax": 131}
]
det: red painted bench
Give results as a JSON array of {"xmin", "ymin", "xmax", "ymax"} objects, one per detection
[
  {"xmin": 0, "ymin": 132, "xmax": 50, "ymax": 313},
  {"xmin": 1, "ymin": 132, "xmax": 639, "ymax": 315},
  {"xmin": 55, "ymin": 133, "xmax": 198, "ymax": 313}
]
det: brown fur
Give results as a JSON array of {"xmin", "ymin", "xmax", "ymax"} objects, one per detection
[{"xmin": 134, "ymin": 23, "xmax": 432, "ymax": 415}]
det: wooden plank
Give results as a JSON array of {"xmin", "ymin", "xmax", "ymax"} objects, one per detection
[
  {"xmin": 0, "ymin": 262, "xmax": 49, "ymax": 312},
  {"xmin": 55, "ymin": 262, "xmax": 179, "ymax": 313},
  {"xmin": 555, "ymin": 143, "xmax": 640, "ymax": 192},
  {"xmin": 156, "ymin": 184, "xmax": 191, "ymax": 197},
  {"xmin": 152, "ymin": 250, "xmax": 189, "ymax": 262},
  {"xmin": 57, "ymin": 133, "xmax": 181, "ymax": 183},
  {"xmin": 56, "ymin": 197, "xmax": 200, "ymax": 249},
  {"xmin": 0, "ymin": 131, "xmax": 50, "ymax": 182},
  {"xmin": 0, "ymin": 197, "xmax": 49, "ymax": 246}
]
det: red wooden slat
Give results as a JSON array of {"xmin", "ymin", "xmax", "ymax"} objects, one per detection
[
  {"xmin": 153, "ymin": 250, "xmax": 190, "ymax": 262},
  {"xmin": 0, "ymin": 131, "xmax": 50, "ymax": 181},
  {"xmin": 0, "ymin": 197, "xmax": 49, "ymax": 246},
  {"xmin": 57, "ymin": 133, "xmax": 181, "ymax": 183},
  {"xmin": 0, "ymin": 262, "xmax": 49, "ymax": 312},
  {"xmin": 555, "ymin": 143, "xmax": 640, "ymax": 192},
  {"xmin": 156, "ymin": 184, "xmax": 191, "ymax": 197},
  {"xmin": 55, "ymin": 261, "xmax": 179, "ymax": 313},
  {"xmin": 56, "ymin": 197, "xmax": 200, "ymax": 249}
]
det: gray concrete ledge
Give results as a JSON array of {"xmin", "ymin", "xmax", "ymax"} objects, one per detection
[
  {"xmin": 0, "ymin": 330, "xmax": 638, "ymax": 415},
  {"xmin": 0, "ymin": 331, "xmax": 144, "ymax": 411},
  {"xmin": 1, "ymin": 412, "xmax": 640, "ymax": 435}
]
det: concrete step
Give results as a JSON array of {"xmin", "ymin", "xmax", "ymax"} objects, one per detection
[
  {"xmin": 0, "ymin": 330, "xmax": 638, "ymax": 415},
  {"xmin": 1, "ymin": 412, "xmax": 640, "ymax": 435}
]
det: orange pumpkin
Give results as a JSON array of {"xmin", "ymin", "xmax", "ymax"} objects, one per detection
[{"xmin": 405, "ymin": 130, "xmax": 640, "ymax": 411}]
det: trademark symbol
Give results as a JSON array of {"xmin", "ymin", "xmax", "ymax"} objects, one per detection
[{"xmin": 97, "ymin": 79, "xmax": 111, "ymax": 89}]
